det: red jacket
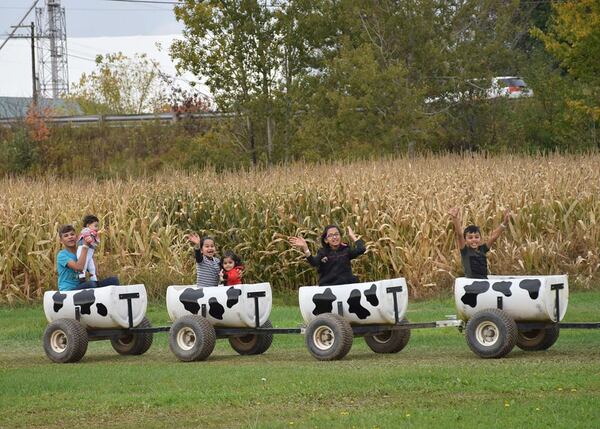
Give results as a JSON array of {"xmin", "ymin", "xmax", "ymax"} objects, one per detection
[{"xmin": 224, "ymin": 266, "xmax": 243, "ymax": 286}]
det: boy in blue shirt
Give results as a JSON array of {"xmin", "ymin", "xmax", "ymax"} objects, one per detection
[
  {"xmin": 56, "ymin": 224, "xmax": 119, "ymax": 291},
  {"xmin": 448, "ymin": 207, "xmax": 510, "ymax": 279}
]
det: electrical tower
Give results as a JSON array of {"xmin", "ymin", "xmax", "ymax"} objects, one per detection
[{"xmin": 36, "ymin": 0, "xmax": 69, "ymax": 100}]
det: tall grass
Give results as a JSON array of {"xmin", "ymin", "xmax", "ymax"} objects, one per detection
[{"xmin": 1, "ymin": 154, "xmax": 599, "ymax": 304}]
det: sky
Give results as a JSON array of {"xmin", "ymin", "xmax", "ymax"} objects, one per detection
[{"xmin": 0, "ymin": 0, "xmax": 201, "ymax": 98}]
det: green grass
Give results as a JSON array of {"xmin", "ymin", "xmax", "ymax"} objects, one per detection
[{"xmin": 2, "ymin": 293, "xmax": 600, "ymax": 428}]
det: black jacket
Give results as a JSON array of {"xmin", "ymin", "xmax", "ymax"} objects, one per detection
[{"xmin": 307, "ymin": 239, "xmax": 366, "ymax": 286}]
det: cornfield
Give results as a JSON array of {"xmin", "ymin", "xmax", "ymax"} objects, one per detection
[{"xmin": 1, "ymin": 154, "xmax": 599, "ymax": 304}]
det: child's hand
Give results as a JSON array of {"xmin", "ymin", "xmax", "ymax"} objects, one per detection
[
  {"xmin": 219, "ymin": 269, "xmax": 224, "ymax": 283},
  {"xmin": 186, "ymin": 233, "xmax": 200, "ymax": 246},
  {"xmin": 448, "ymin": 207, "xmax": 459, "ymax": 219},
  {"xmin": 289, "ymin": 236, "xmax": 309, "ymax": 252},
  {"xmin": 347, "ymin": 226, "xmax": 358, "ymax": 242},
  {"xmin": 83, "ymin": 235, "xmax": 95, "ymax": 246}
]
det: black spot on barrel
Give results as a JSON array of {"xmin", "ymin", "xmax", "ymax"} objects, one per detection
[
  {"xmin": 492, "ymin": 281, "xmax": 512, "ymax": 297},
  {"xmin": 364, "ymin": 284, "xmax": 379, "ymax": 307},
  {"xmin": 96, "ymin": 303, "xmax": 108, "ymax": 317},
  {"xmin": 461, "ymin": 281, "xmax": 490, "ymax": 308},
  {"xmin": 519, "ymin": 279, "xmax": 542, "ymax": 300},
  {"xmin": 73, "ymin": 289, "xmax": 96, "ymax": 315},
  {"xmin": 179, "ymin": 288, "xmax": 205, "ymax": 314},
  {"xmin": 226, "ymin": 287, "xmax": 242, "ymax": 308},
  {"xmin": 347, "ymin": 289, "xmax": 371, "ymax": 319},
  {"xmin": 52, "ymin": 291, "xmax": 67, "ymax": 312},
  {"xmin": 208, "ymin": 297, "xmax": 225, "ymax": 320},
  {"xmin": 312, "ymin": 288, "xmax": 336, "ymax": 315}
]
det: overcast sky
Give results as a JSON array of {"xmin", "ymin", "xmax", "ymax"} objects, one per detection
[{"xmin": 0, "ymin": 0, "xmax": 197, "ymax": 98}]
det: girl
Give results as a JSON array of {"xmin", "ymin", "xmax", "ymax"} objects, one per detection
[
  {"xmin": 220, "ymin": 250, "xmax": 244, "ymax": 286},
  {"xmin": 187, "ymin": 233, "xmax": 220, "ymax": 287},
  {"xmin": 289, "ymin": 225, "xmax": 366, "ymax": 286}
]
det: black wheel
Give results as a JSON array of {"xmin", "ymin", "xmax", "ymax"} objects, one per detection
[
  {"xmin": 110, "ymin": 317, "xmax": 154, "ymax": 356},
  {"xmin": 305, "ymin": 313, "xmax": 353, "ymax": 361},
  {"xmin": 229, "ymin": 319, "xmax": 274, "ymax": 355},
  {"xmin": 465, "ymin": 309, "xmax": 517, "ymax": 359},
  {"xmin": 43, "ymin": 319, "xmax": 89, "ymax": 363},
  {"xmin": 169, "ymin": 315, "xmax": 216, "ymax": 362},
  {"xmin": 364, "ymin": 319, "xmax": 411, "ymax": 353},
  {"xmin": 516, "ymin": 325, "xmax": 560, "ymax": 351}
]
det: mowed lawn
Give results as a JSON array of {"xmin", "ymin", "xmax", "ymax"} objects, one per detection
[{"xmin": 1, "ymin": 292, "xmax": 600, "ymax": 429}]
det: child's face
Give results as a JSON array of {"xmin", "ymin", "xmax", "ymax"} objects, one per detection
[
  {"xmin": 59, "ymin": 230, "xmax": 78, "ymax": 248},
  {"xmin": 87, "ymin": 221, "xmax": 99, "ymax": 231},
  {"xmin": 222, "ymin": 257, "xmax": 235, "ymax": 272},
  {"xmin": 201, "ymin": 239, "xmax": 216, "ymax": 257},
  {"xmin": 465, "ymin": 232, "xmax": 482, "ymax": 248},
  {"xmin": 324, "ymin": 227, "xmax": 342, "ymax": 248}
]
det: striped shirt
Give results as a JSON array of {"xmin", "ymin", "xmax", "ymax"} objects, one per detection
[{"xmin": 194, "ymin": 249, "xmax": 220, "ymax": 287}]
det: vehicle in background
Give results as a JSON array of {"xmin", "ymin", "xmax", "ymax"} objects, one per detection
[
  {"xmin": 487, "ymin": 76, "xmax": 533, "ymax": 99},
  {"xmin": 425, "ymin": 76, "xmax": 533, "ymax": 105}
]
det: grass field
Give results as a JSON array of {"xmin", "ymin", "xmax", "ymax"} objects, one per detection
[{"xmin": 1, "ymin": 292, "xmax": 600, "ymax": 428}]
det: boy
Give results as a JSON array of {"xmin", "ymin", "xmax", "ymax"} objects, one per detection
[
  {"xmin": 56, "ymin": 224, "xmax": 119, "ymax": 291},
  {"xmin": 77, "ymin": 215, "xmax": 100, "ymax": 283},
  {"xmin": 448, "ymin": 207, "xmax": 510, "ymax": 279}
]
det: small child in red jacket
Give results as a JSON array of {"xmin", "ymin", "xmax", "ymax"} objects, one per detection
[{"xmin": 220, "ymin": 251, "xmax": 244, "ymax": 286}]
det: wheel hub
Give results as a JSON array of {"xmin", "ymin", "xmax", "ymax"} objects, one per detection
[
  {"xmin": 313, "ymin": 325, "xmax": 335, "ymax": 350},
  {"xmin": 177, "ymin": 327, "xmax": 196, "ymax": 351},
  {"xmin": 476, "ymin": 321, "xmax": 499, "ymax": 346},
  {"xmin": 50, "ymin": 330, "xmax": 67, "ymax": 353}
]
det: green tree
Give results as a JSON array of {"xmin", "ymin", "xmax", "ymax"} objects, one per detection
[
  {"xmin": 532, "ymin": 0, "xmax": 600, "ymax": 146},
  {"xmin": 69, "ymin": 53, "xmax": 169, "ymax": 115}
]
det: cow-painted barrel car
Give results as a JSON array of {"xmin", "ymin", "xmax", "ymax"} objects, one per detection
[
  {"xmin": 42, "ymin": 284, "xmax": 157, "ymax": 363},
  {"xmin": 166, "ymin": 282, "xmax": 295, "ymax": 361},
  {"xmin": 454, "ymin": 275, "xmax": 569, "ymax": 358}
]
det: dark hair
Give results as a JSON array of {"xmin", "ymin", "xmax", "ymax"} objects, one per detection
[
  {"xmin": 220, "ymin": 250, "xmax": 242, "ymax": 269},
  {"xmin": 320, "ymin": 224, "xmax": 341, "ymax": 248},
  {"xmin": 58, "ymin": 224, "xmax": 75, "ymax": 237},
  {"xmin": 199, "ymin": 236, "xmax": 215, "ymax": 248},
  {"xmin": 463, "ymin": 225, "xmax": 481, "ymax": 238},
  {"xmin": 82, "ymin": 214, "xmax": 99, "ymax": 227}
]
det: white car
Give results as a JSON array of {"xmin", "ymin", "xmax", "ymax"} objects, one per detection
[
  {"xmin": 425, "ymin": 76, "xmax": 533, "ymax": 105},
  {"xmin": 486, "ymin": 76, "xmax": 533, "ymax": 99}
]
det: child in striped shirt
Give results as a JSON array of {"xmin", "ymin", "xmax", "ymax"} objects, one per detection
[{"xmin": 187, "ymin": 233, "xmax": 220, "ymax": 287}]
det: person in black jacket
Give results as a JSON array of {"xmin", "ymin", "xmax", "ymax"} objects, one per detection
[{"xmin": 289, "ymin": 225, "xmax": 366, "ymax": 286}]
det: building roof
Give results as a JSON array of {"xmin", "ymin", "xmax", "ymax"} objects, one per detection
[{"xmin": 0, "ymin": 96, "xmax": 81, "ymax": 119}]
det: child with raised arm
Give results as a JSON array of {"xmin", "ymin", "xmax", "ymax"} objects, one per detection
[
  {"xmin": 448, "ymin": 207, "xmax": 510, "ymax": 279},
  {"xmin": 289, "ymin": 225, "xmax": 366, "ymax": 286},
  {"xmin": 187, "ymin": 233, "xmax": 220, "ymax": 287}
]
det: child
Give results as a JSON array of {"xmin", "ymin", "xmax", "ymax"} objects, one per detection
[
  {"xmin": 187, "ymin": 233, "xmax": 220, "ymax": 287},
  {"xmin": 76, "ymin": 214, "xmax": 100, "ymax": 283},
  {"xmin": 220, "ymin": 251, "xmax": 244, "ymax": 286},
  {"xmin": 289, "ymin": 225, "xmax": 366, "ymax": 286},
  {"xmin": 56, "ymin": 224, "xmax": 119, "ymax": 291},
  {"xmin": 448, "ymin": 207, "xmax": 510, "ymax": 279}
]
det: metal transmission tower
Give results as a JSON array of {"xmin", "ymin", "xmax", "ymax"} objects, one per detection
[{"xmin": 35, "ymin": 0, "xmax": 69, "ymax": 100}]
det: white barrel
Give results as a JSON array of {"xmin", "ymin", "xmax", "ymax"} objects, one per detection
[
  {"xmin": 299, "ymin": 278, "xmax": 408, "ymax": 325},
  {"xmin": 166, "ymin": 283, "xmax": 272, "ymax": 328},
  {"xmin": 43, "ymin": 285, "xmax": 148, "ymax": 329},
  {"xmin": 454, "ymin": 275, "xmax": 569, "ymax": 322}
]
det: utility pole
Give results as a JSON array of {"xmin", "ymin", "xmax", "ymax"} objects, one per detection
[{"xmin": 10, "ymin": 22, "xmax": 38, "ymax": 105}]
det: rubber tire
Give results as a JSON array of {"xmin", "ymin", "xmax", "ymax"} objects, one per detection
[
  {"xmin": 169, "ymin": 315, "xmax": 216, "ymax": 362},
  {"xmin": 110, "ymin": 317, "xmax": 154, "ymax": 355},
  {"xmin": 43, "ymin": 319, "xmax": 89, "ymax": 363},
  {"xmin": 229, "ymin": 319, "xmax": 274, "ymax": 355},
  {"xmin": 364, "ymin": 318, "xmax": 411, "ymax": 353},
  {"xmin": 305, "ymin": 313, "xmax": 353, "ymax": 361},
  {"xmin": 465, "ymin": 308, "xmax": 517, "ymax": 359},
  {"xmin": 516, "ymin": 325, "xmax": 560, "ymax": 351}
]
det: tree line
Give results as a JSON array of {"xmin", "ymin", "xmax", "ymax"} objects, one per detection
[{"xmin": 1, "ymin": 0, "xmax": 598, "ymax": 175}]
